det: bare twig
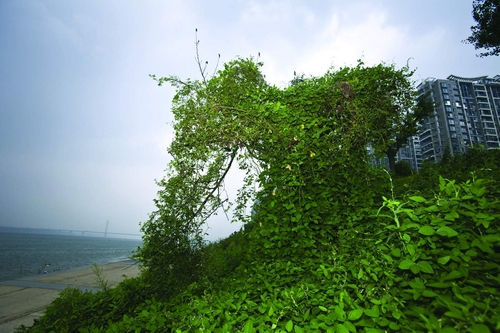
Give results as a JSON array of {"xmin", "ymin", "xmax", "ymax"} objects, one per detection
[
  {"xmin": 195, "ymin": 28, "xmax": 207, "ymax": 84},
  {"xmin": 195, "ymin": 29, "xmax": 221, "ymax": 83},
  {"xmin": 212, "ymin": 53, "xmax": 221, "ymax": 78},
  {"xmin": 191, "ymin": 148, "xmax": 238, "ymax": 223}
]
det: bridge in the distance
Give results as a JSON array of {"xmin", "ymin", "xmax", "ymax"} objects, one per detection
[
  {"xmin": 55, "ymin": 229, "xmax": 142, "ymax": 237},
  {"xmin": 55, "ymin": 221, "xmax": 142, "ymax": 238}
]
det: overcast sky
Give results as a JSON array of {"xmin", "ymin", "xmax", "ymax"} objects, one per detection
[{"xmin": 0, "ymin": 0, "xmax": 498, "ymax": 241}]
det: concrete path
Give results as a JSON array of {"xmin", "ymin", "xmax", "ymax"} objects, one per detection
[{"xmin": 0, "ymin": 261, "xmax": 141, "ymax": 333}]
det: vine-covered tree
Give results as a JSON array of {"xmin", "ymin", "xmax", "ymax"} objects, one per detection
[
  {"xmin": 138, "ymin": 56, "xmax": 428, "ymax": 296},
  {"xmin": 464, "ymin": 0, "xmax": 500, "ymax": 57},
  {"xmin": 334, "ymin": 62, "xmax": 434, "ymax": 172}
]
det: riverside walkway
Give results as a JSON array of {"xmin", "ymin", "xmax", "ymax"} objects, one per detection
[{"xmin": 0, "ymin": 261, "xmax": 141, "ymax": 333}]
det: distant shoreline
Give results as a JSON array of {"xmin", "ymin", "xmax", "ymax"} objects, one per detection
[
  {"xmin": 1, "ymin": 258, "xmax": 140, "ymax": 284},
  {"xmin": 0, "ymin": 232, "xmax": 142, "ymax": 283},
  {"xmin": 0, "ymin": 225, "xmax": 142, "ymax": 240}
]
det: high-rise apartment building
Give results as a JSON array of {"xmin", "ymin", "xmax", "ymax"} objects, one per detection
[
  {"xmin": 416, "ymin": 75, "xmax": 500, "ymax": 164},
  {"xmin": 396, "ymin": 136, "xmax": 422, "ymax": 170}
]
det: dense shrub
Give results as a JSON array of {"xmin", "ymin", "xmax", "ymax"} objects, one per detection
[
  {"xmin": 17, "ymin": 166, "xmax": 500, "ymax": 332},
  {"xmin": 16, "ymin": 276, "xmax": 152, "ymax": 333},
  {"xmin": 394, "ymin": 160, "xmax": 413, "ymax": 177}
]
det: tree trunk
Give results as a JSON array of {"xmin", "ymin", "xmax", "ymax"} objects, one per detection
[{"xmin": 386, "ymin": 146, "xmax": 397, "ymax": 173}]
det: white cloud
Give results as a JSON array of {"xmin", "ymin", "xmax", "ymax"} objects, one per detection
[
  {"xmin": 297, "ymin": 10, "xmax": 406, "ymax": 74},
  {"xmin": 241, "ymin": 0, "xmax": 293, "ymax": 24},
  {"xmin": 257, "ymin": 4, "xmax": 449, "ymax": 84}
]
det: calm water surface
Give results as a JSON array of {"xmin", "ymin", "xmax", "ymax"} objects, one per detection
[{"xmin": 0, "ymin": 232, "xmax": 142, "ymax": 282}]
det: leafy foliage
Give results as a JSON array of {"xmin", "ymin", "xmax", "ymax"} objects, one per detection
[
  {"xmin": 16, "ymin": 276, "xmax": 154, "ymax": 333},
  {"xmin": 140, "ymin": 58, "xmax": 429, "ymax": 295},
  {"xmin": 464, "ymin": 0, "xmax": 500, "ymax": 57},
  {"xmin": 394, "ymin": 160, "xmax": 414, "ymax": 177},
  {"xmin": 23, "ymin": 170, "xmax": 498, "ymax": 332},
  {"xmin": 17, "ymin": 56, "xmax": 500, "ymax": 333}
]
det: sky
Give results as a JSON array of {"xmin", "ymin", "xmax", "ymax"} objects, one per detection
[{"xmin": 0, "ymin": 0, "xmax": 498, "ymax": 241}]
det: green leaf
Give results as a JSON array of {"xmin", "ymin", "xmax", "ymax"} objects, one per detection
[
  {"xmin": 409, "ymin": 279, "xmax": 424, "ymax": 290},
  {"xmin": 444, "ymin": 210, "xmax": 459, "ymax": 221},
  {"xmin": 391, "ymin": 311, "xmax": 401, "ymax": 320},
  {"xmin": 286, "ymin": 320, "xmax": 293, "ymax": 332},
  {"xmin": 418, "ymin": 225, "xmax": 435, "ymax": 236},
  {"xmin": 319, "ymin": 306, "xmax": 328, "ymax": 312},
  {"xmin": 483, "ymin": 234, "xmax": 500, "ymax": 243},
  {"xmin": 407, "ymin": 244, "xmax": 416, "ymax": 257},
  {"xmin": 268, "ymin": 307, "xmax": 274, "ymax": 316},
  {"xmin": 410, "ymin": 264, "xmax": 421, "ymax": 274},
  {"xmin": 389, "ymin": 322, "xmax": 400, "ymax": 330},
  {"xmin": 436, "ymin": 226, "xmax": 458, "ymax": 237},
  {"xmin": 335, "ymin": 324, "xmax": 350, "ymax": 333},
  {"xmin": 335, "ymin": 306, "xmax": 346, "ymax": 321},
  {"xmin": 294, "ymin": 326, "xmax": 305, "ymax": 333},
  {"xmin": 243, "ymin": 320, "xmax": 254, "ymax": 333},
  {"xmin": 424, "ymin": 205, "xmax": 439, "ymax": 212},
  {"xmin": 343, "ymin": 321, "xmax": 356, "ymax": 333},
  {"xmin": 398, "ymin": 259, "xmax": 415, "ymax": 270},
  {"xmin": 348, "ymin": 308, "xmax": 363, "ymax": 321},
  {"xmin": 409, "ymin": 196, "xmax": 426, "ymax": 202},
  {"xmin": 417, "ymin": 261, "xmax": 434, "ymax": 273},
  {"xmin": 440, "ymin": 328, "xmax": 458, "ymax": 333},
  {"xmin": 470, "ymin": 324, "xmax": 491, "ymax": 333},
  {"xmin": 357, "ymin": 268, "xmax": 364, "ymax": 279},
  {"xmin": 304, "ymin": 308, "xmax": 310, "ymax": 320},
  {"xmin": 364, "ymin": 305, "xmax": 379, "ymax": 318},
  {"xmin": 421, "ymin": 290, "xmax": 438, "ymax": 297},
  {"xmin": 465, "ymin": 249, "xmax": 478, "ymax": 257},
  {"xmin": 391, "ymin": 248, "xmax": 401, "ymax": 257},
  {"xmin": 427, "ymin": 282, "xmax": 451, "ymax": 288},
  {"xmin": 444, "ymin": 270, "xmax": 462, "ymax": 280},
  {"xmin": 365, "ymin": 329, "xmax": 383, "ymax": 333},
  {"xmin": 437, "ymin": 256, "xmax": 451, "ymax": 265},
  {"xmin": 444, "ymin": 310, "xmax": 463, "ymax": 320},
  {"xmin": 471, "ymin": 186, "xmax": 486, "ymax": 197}
]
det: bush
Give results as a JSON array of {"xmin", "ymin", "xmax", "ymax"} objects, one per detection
[
  {"xmin": 394, "ymin": 160, "xmax": 413, "ymax": 177},
  {"xmin": 96, "ymin": 175, "xmax": 499, "ymax": 332},
  {"xmin": 16, "ymin": 276, "xmax": 152, "ymax": 333},
  {"xmin": 18, "ymin": 169, "xmax": 500, "ymax": 332}
]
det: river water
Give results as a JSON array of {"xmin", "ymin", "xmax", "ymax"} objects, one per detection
[{"xmin": 0, "ymin": 232, "xmax": 142, "ymax": 282}]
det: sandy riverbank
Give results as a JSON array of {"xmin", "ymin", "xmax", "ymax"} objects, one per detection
[{"xmin": 0, "ymin": 261, "xmax": 141, "ymax": 333}]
